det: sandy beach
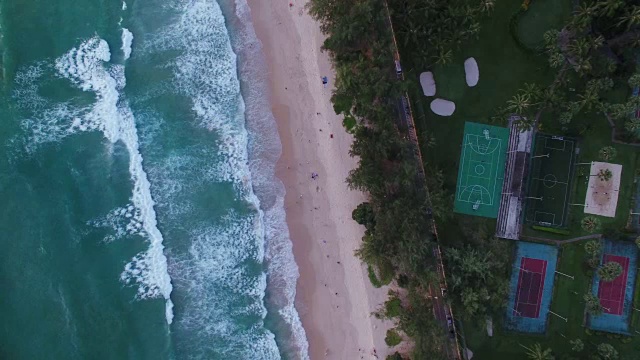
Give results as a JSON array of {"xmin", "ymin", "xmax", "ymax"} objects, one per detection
[{"xmin": 246, "ymin": 0, "xmax": 395, "ymax": 358}]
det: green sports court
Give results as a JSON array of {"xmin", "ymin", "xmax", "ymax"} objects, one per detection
[
  {"xmin": 524, "ymin": 133, "xmax": 576, "ymax": 227},
  {"xmin": 454, "ymin": 122, "xmax": 509, "ymax": 218}
]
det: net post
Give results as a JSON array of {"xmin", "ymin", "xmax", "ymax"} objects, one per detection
[
  {"xmin": 555, "ymin": 271, "xmax": 574, "ymax": 280},
  {"xmin": 549, "ymin": 310, "xmax": 567, "ymax": 322}
]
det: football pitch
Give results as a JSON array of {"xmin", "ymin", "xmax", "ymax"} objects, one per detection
[
  {"xmin": 454, "ymin": 122, "xmax": 509, "ymax": 218},
  {"xmin": 524, "ymin": 134, "xmax": 575, "ymax": 227}
]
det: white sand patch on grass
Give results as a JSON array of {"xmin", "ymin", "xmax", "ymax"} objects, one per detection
[
  {"xmin": 464, "ymin": 57, "xmax": 478, "ymax": 87},
  {"xmin": 584, "ymin": 161, "xmax": 622, "ymax": 218},
  {"xmin": 430, "ymin": 98, "xmax": 455, "ymax": 116},
  {"xmin": 419, "ymin": 71, "xmax": 436, "ymax": 96}
]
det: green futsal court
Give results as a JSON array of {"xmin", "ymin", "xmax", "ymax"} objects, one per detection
[
  {"xmin": 454, "ymin": 122, "xmax": 509, "ymax": 218},
  {"xmin": 524, "ymin": 133, "xmax": 576, "ymax": 227}
]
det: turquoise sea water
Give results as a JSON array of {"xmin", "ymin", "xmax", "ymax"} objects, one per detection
[{"xmin": 0, "ymin": 0, "xmax": 306, "ymax": 358}]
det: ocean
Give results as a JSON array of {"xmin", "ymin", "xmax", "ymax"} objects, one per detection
[{"xmin": 0, "ymin": 0, "xmax": 307, "ymax": 359}]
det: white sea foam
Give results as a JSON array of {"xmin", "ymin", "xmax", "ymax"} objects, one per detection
[
  {"xmin": 88, "ymin": 204, "xmax": 144, "ymax": 243},
  {"xmin": 136, "ymin": 0, "xmax": 286, "ymax": 356},
  {"xmin": 49, "ymin": 37, "xmax": 174, "ymax": 324},
  {"xmin": 166, "ymin": 216, "xmax": 279, "ymax": 359},
  {"xmin": 122, "ymin": 1, "xmax": 127, "ymax": 11},
  {"xmin": 230, "ymin": 0, "xmax": 310, "ymax": 357},
  {"xmin": 121, "ymin": 28, "xmax": 133, "ymax": 60}
]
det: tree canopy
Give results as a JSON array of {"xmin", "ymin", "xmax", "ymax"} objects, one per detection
[
  {"xmin": 598, "ymin": 261, "xmax": 623, "ymax": 281},
  {"xmin": 496, "ymin": 0, "xmax": 640, "ymax": 136}
]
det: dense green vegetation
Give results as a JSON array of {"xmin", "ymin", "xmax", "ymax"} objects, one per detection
[
  {"xmin": 391, "ymin": 0, "xmax": 640, "ymax": 358},
  {"xmin": 310, "ymin": 0, "xmax": 640, "ymax": 357},
  {"xmin": 386, "ymin": 329, "xmax": 403, "ymax": 346},
  {"xmin": 307, "ymin": 0, "xmax": 459, "ymax": 357}
]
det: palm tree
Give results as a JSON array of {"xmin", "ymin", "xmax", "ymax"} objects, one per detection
[
  {"xmin": 434, "ymin": 48, "xmax": 452, "ymax": 65},
  {"xmin": 617, "ymin": 6, "xmax": 640, "ymax": 29},
  {"xmin": 582, "ymin": 216, "xmax": 601, "ymax": 233},
  {"xmin": 598, "ymin": 261, "xmax": 623, "ymax": 282},
  {"xmin": 584, "ymin": 293, "xmax": 603, "ymax": 315},
  {"xmin": 584, "ymin": 239, "xmax": 603, "ymax": 257},
  {"xmin": 559, "ymin": 111, "xmax": 574, "ymax": 125},
  {"xmin": 571, "ymin": 3, "xmax": 596, "ymax": 30},
  {"xmin": 598, "ymin": 146, "xmax": 617, "ymax": 161},
  {"xmin": 478, "ymin": 0, "xmax": 495, "ymax": 14},
  {"xmin": 570, "ymin": 339, "xmax": 584, "ymax": 352},
  {"xmin": 520, "ymin": 343, "xmax": 554, "ymax": 360},
  {"xmin": 397, "ymin": 18, "xmax": 426, "ymax": 48},
  {"xmin": 507, "ymin": 93, "xmax": 531, "ymax": 114},
  {"xmin": 521, "ymin": 83, "xmax": 541, "ymax": 102},
  {"xmin": 628, "ymin": 73, "xmax": 640, "ymax": 88},
  {"xmin": 578, "ymin": 86, "xmax": 600, "ymax": 110},
  {"xmin": 597, "ymin": 168, "xmax": 613, "ymax": 181},
  {"xmin": 549, "ymin": 52, "xmax": 565, "ymax": 68},
  {"xmin": 597, "ymin": 343, "xmax": 619, "ymax": 360},
  {"xmin": 596, "ymin": 0, "xmax": 625, "ymax": 17}
]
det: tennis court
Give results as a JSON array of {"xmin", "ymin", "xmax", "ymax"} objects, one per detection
[
  {"xmin": 505, "ymin": 242, "xmax": 558, "ymax": 333},
  {"xmin": 524, "ymin": 134, "xmax": 576, "ymax": 227},
  {"xmin": 589, "ymin": 240, "xmax": 639, "ymax": 334},
  {"xmin": 597, "ymin": 255, "xmax": 630, "ymax": 315},
  {"xmin": 454, "ymin": 122, "xmax": 509, "ymax": 218},
  {"xmin": 513, "ymin": 258, "xmax": 548, "ymax": 318}
]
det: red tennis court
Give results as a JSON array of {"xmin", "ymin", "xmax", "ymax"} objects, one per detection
[
  {"xmin": 597, "ymin": 254, "xmax": 630, "ymax": 315},
  {"xmin": 513, "ymin": 257, "xmax": 547, "ymax": 318}
]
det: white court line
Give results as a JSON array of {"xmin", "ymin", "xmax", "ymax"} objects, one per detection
[
  {"xmin": 490, "ymin": 136, "xmax": 503, "ymax": 206},
  {"xmin": 534, "ymin": 211, "xmax": 556, "ymax": 224},
  {"xmin": 458, "ymin": 133, "xmax": 503, "ymax": 205},
  {"xmin": 560, "ymin": 139, "xmax": 575, "ymax": 225},
  {"xmin": 532, "ymin": 136, "xmax": 574, "ymax": 225},
  {"xmin": 544, "ymin": 137, "xmax": 566, "ymax": 151},
  {"xmin": 531, "ymin": 177, "xmax": 569, "ymax": 185}
]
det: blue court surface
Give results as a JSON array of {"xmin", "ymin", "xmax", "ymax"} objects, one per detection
[
  {"xmin": 588, "ymin": 240, "xmax": 638, "ymax": 335},
  {"xmin": 504, "ymin": 242, "xmax": 558, "ymax": 333}
]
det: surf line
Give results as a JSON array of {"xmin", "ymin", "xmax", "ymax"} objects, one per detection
[{"xmin": 55, "ymin": 36, "xmax": 175, "ymax": 324}]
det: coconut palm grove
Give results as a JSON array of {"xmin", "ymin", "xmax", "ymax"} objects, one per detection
[{"xmin": 309, "ymin": 0, "xmax": 640, "ymax": 358}]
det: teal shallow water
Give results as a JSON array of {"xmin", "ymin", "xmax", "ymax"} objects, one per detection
[{"xmin": 0, "ymin": 0, "xmax": 307, "ymax": 358}]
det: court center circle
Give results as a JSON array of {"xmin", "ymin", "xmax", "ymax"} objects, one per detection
[
  {"xmin": 543, "ymin": 174, "xmax": 558, "ymax": 188},
  {"xmin": 475, "ymin": 164, "xmax": 486, "ymax": 175}
]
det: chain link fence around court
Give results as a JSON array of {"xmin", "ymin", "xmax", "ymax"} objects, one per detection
[
  {"xmin": 588, "ymin": 240, "xmax": 639, "ymax": 335},
  {"xmin": 505, "ymin": 241, "xmax": 559, "ymax": 333}
]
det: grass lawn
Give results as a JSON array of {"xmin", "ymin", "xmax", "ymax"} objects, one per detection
[
  {"xmin": 402, "ymin": 0, "xmax": 639, "ymax": 242},
  {"xmin": 405, "ymin": 0, "xmax": 564, "ymax": 197},
  {"xmin": 402, "ymin": 0, "xmax": 571, "ymax": 246},
  {"xmin": 392, "ymin": 0, "xmax": 640, "ymax": 357},
  {"xmin": 516, "ymin": 0, "xmax": 572, "ymax": 50},
  {"xmin": 632, "ymin": 267, "xmax": 640, "ymax": 329},
  {"xmin": 465, "ymin": 241, "xmax": 640, "ymax": 359}
]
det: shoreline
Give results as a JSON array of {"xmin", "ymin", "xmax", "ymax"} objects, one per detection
[{"xmin": 245, "ymin": 0, "xmax": 395, "ymax": 358}]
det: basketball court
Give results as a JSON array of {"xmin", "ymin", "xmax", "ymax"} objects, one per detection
[
  {"xmin": 524, "ymin": 134, "xmax": 576, "ymax": 227},
  {"xmin": 505, "ymin": 242, "xmax": 558, "ymax": 333},
  {"xmin": 513, "ymin": 258, "xmax": 547, "ymax": 318},
  {"xmin": 597, "ymin": 255, "xmax": 630, "ymax": 315},
  {"xmin": 454, "ymin": 122, "xmax": 509, "ymax": 218}
]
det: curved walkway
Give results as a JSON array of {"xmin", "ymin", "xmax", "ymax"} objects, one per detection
[{"xmin": 520, "ymin": 233, "xmax": 602, "ymax": 245}]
